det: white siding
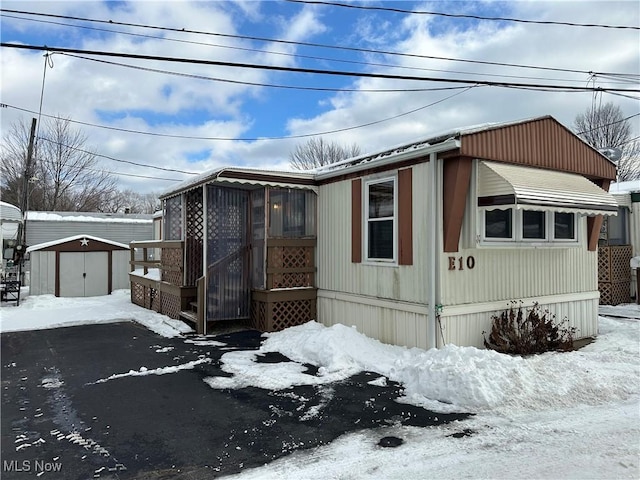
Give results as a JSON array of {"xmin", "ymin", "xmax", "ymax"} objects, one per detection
[
  {"xmin": 318, "ymin": 292, "xmax": 429, "ymax": 349},
  {"xmin": 317, "ymin": 162, "xmax": 430, "ymax": 303},
  {"xmin": 112, "ymin": 250, "xmax": 131, "ymax": 291},
  {"xmin": 29, "ymin": 251, "xmax": 55, "ymax": 295},
  {"xmin": 317, "ymin": 162, "xmax": 434, "ymax": 348},
  {"xmin": 438, "ymin": 293, "xmax": 599, "ymax": 348},
  {"xmin": 439, "ymin": 243, "xmax": 597, "ymax": 306}
]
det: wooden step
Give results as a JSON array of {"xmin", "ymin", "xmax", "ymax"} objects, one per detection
[{"xmin": 179, "ymin": 310, "xmax": 197, "ymax": 324}]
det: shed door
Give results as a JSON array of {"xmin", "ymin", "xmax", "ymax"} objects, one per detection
[{"xmin": 59, "ymin": 252, "xmax": 108, "ymax": 297}]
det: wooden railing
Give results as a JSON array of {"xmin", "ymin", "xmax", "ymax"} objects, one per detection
[{"xmin": 129, "ymin": 240, "xmax": 195, "ymax": 321}]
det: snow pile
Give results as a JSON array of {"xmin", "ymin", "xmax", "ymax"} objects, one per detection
[
  {"xmin": 0, "ymin": 290, "xmax": 192, "ymax": 338},
  {"xmin": 209, "ymin": 319, "xmax": 639, "ymax": 414}
]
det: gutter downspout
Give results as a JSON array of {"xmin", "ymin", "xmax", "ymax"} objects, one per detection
[{"xmin": 427, "ymin": 152, "xmax": 438, "ymax": 350}]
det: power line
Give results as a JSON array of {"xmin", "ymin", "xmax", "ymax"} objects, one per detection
[
  {"xmin": 5, "ymin": 84, "xmax": 478, "ymax": 141},
  {"xmin": 1, "ymin": 12, "xmax": 601, "ymax": 85},
  {"xmin": 36, "ymin": 136, "xmax": 199, "ymax": 175},
  {"xmin": 285, "ymin": 0, "xmax": 640, "ymax": 30},
  {"xmin": 3, "ymin": 43, "xmax": 638, "ymax": 95},
  {"xmin": 1, "ymin": 9, "xmax": 631, "ymax": 77},
  {"xmin": 60, "ymin": 53, "xmax": 479, "ymax": 93},
  {"xmin": 575, "ymin": 113, "xmax": 640, "ymax": 135}
]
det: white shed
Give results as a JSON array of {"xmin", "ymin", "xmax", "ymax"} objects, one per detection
[{"xmin": 27, "ymin": 235, "xmax": 130, "ymax": 297}]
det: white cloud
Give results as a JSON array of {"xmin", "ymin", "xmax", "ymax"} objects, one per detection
[{"xmin": 1, "ymin": 1, "xmax": 638, "ymax": 193}]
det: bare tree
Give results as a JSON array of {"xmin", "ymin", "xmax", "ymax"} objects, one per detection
[
  {"xmin": 100, "ymin": 189, "xmax": 160, "ymax": 214},
  {"xmin": 574, "ymin": 102, "xmax": 639, "ymax": 181},
  {"xmin": 289, "ymin": 137, "xmax": 361, "ymax": 170},
  {"xmin": 1, "ymin": 117, "xmax": 118, "ymax": 211}
]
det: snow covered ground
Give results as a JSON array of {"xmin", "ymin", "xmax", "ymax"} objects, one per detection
[{"xmin": 1, "ymin": 290, "xmax": 639, "ymax": 479}]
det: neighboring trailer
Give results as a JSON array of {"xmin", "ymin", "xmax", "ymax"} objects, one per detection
[
  {"xmin": 27, "ymin": 235, "xmax": 130, "ymax": 297},
  {"xmin": 1, "ymin": 201, "xmax": 22, "ymax": 267},
  {"xmin": 26, "ymin": 211, "xmax": 153, "ymax": 248}
]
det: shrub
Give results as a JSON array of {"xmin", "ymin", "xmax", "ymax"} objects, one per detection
[{"xmin": 483, "ymin": 302, "xmax": 576, "ymax": 355}]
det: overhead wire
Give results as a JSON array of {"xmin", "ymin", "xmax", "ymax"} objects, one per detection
[
  {"xmin": 0, "ymin": 9, "xmax": 632, "ymax": 77},
  {"xmin": 60, "ymin": 53, "xmax": 479, "ymax": 93},
  {"xmin": 0, "ymin": 12, "xmax": 604, "ymax": 85},
  {"xmin": 5, "ymin": 84, "xmax": 480, "ymax": 141},
  {"xmin": 285, "ymin": 0, "xmax": 640, "ymax": 30},
  {"xmin": 36, "ymin": 136, "xmax": 199, "ymax": 175},
  {"xmin": 3, "ymin": 44, "xmax": 638, "ymax": 96}
]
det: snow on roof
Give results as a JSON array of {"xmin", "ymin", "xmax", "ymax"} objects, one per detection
[
  {"xmin": 1, "ymin": 201, "xmax": 22, "ymax": 222},
  {"xmin": 26, "ymin": 211, "xmax": 153, "ymax": 224},
  {"xmin": 27, "ymin": 234, "xmax": 130, "ymax": 252}
]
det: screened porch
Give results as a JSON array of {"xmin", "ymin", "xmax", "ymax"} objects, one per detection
[{"xmin": 129, "ymin": 178, "xmax": 317, "ymax": 334}]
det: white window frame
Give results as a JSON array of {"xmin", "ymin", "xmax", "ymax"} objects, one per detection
[
  {"xmin": 480, "ymin": 207, "xmax": 579, "ymax": 246},
  {"xmin": 364, "ymin": 176, "xmax": 397, "ymax": 264},
  {"xmin": 551, "ymin": 212, "xmax": 578, "ymax": 243}
]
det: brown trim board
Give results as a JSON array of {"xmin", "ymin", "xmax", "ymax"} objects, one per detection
[
  {"xmin": 442, "ymin": 156, "xmax": 473, "ymax": 253},
  {"xmin": 398, "ymin": 167, "xmax": 413, "ymax": 265},
  {"xmin": 352, "ymin": 178, "xmax": 362, "ymax": 263}
]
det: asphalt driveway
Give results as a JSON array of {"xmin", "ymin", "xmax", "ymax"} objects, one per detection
[{"xmin": 1, "ymin": 322, "xmax": 470, "ymax": 479}]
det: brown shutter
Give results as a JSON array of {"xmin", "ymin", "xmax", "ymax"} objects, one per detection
[
  {"xmin": 398, "ymin": 168, "xmax": 413, "ymax": 265},
  {"xmin": 352, "ymin": 179, "xmax": 362, "ymax": 263}
]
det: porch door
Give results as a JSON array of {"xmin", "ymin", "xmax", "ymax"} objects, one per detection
[{"xmin": 206, "ymin": 186, "xmax": 250, "ymax": 321}]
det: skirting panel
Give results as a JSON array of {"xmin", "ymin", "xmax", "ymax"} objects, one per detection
[
  {"xmin": 438, "ymin": 296, "xmax": 599, "ymax": 348},
  {"xmin": 317, "ymin": 293, "xmax": 429, "ymax": 349}
]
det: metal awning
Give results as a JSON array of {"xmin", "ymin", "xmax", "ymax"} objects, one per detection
[{"xmin": 477, "ymin": 160, "xmax": 618, "ymax": 215}]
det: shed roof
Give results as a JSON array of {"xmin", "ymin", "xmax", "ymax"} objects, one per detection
[
  {"xmin": 27, "ymin": 234, "xmax": 130, "ymax": 253},
  {"xmin": 26, "ymin": 211, "xmax": 153, "ymax": 224}
]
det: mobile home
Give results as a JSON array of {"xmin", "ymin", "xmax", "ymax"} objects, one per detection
[{"xmin": 131, "ymin": 116, "xmax": 618, "ymax": 349}]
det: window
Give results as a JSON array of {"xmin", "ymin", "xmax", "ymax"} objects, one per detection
[
  {"xmin": 482, "ymin": 208, "xmax": 578, "ymax": 244},
  {"xmin": 365, "ymin": 177, "xmax": 396, "ymax": 261},
  {"xmin": 484, "ymin": 209, "xmax": 513, "ymax": 239},
  {"xmin": 522, "ymin": 211, "xmax": 546, "ymax": 240},
  {"xmin": 554, "ymin": 212, "xmax": 576, "ymax": 241}
]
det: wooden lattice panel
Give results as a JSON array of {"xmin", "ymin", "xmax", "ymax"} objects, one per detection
[
  {"xmin": 610, "ymin": 245, "xmax": 632, "ymax": 283},
  {"xmin": 161, "ymin": 247, "xmax": 183, "ymax": 285},
  {"xmin": 598, "ymin": 247, "xmax": 610, "ymax": 283},
  {"xmin": 599, "ymin": 281, "xmax": 631, "ymax": 306},
  {"xmin": 185, "ymin": 189, "xmax": 204, "ymax": 286},
  {"xmin": 272, "ymin": 272, "xmax": 313, "ymax": 289},
  {"xmin": 251, "ymin": 300, "xmax": 268, "ymax": 332},
  {"xmin": 161, "ymin": 293, "xmax": 181, "ymax": 319},
  {"xmin": 251, "ymin": 288, "xmax": 317, "ymax": 332},
  {"xmin": 269, "ymin": 246, "xmax": 313, "ymax": 269},
  {"xmin": 165, "ymin": 196, "xmax": 182, "ymax": 240},
  {"xmin": 270, "ymin": 299, "xmax": 313, "ymax": 331},
  {"xmin": 132, "ymin": 282, "xmax": 145, "ymax": 307}
]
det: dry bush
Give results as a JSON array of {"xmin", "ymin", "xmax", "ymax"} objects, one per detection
[{"xmin": 483, "ymin": 302, "xmax": 576, "ymax": 355}]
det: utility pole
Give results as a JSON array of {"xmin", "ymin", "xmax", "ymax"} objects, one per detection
[
  {"xmin": 15, "ymin": 118, "xmax": 37, "ymax": 286},
  {"xmin": 19, "ymin": 118, "xmax": 37, "ymax": 243}
]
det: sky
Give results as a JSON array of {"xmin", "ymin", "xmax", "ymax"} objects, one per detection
[
  {"xmin": 1, "ymin": 0, "xmax": 639, "ymax": 195},
  {"xmin": 1, "ymin": 290, "xmax": 639, "ymax": 478}
]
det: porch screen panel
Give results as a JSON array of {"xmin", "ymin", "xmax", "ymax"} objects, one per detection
[
  {"xmin": 164, "ymin": 196, "xmax": 182, "ymax": 240},
  {"xmin": 251, "ymin": 189, "xmax": 266, "ymax": 289},
  {"xmin": 206, "ymin": 186, "xmax": 250, "ymax": 321},
  {"xmin": 268, "ymin": 189, "xmax": 316, "ymax": 237}
]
